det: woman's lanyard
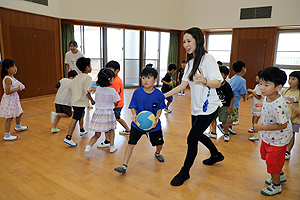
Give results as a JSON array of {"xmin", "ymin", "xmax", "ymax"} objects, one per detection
[{"xmin": 197, "ymin": 68, "xmax": 211, "ymax": 112}]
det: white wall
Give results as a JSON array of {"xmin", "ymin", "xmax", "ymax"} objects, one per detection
[
  {"xmin": 182, "ymin": 0, "xmax": 300, "ymax": 29},
  {"xmin": 59, "ymin": 0, "xmax": 184, "ymax": 30},
  {"xmin": 1, "ymin": 0, "xmax": 300, "ymax": 30},
  {"xmin": 0, "ymin": 0, "xmax": 60, "ymax": 18}
]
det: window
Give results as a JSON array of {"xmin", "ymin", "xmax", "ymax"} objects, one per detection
[
  {"xmin": 207, "ymin": 33, "xmax": 232, "ymax": 64},
  {"xmin": 74, "ymin": 25, "xmax": 103, "ymax": 81},
  {"xmin": 275, "ymin": 31, "xmax": 300, "ymax": 67}
]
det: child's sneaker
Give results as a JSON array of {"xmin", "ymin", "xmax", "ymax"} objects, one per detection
[
  {"xmin": 3, "ymin": 135, "xmax": 20, "ymax": 141},
  {"xmin": 228, "ymin": 126, "xmax": 237, "ymax": 135},
  {"xmin": 224, "ymin": 134, "xmax": 229, "ymax": 141},
  {"xmin": 114, "ymin": 165, "xmax": 127, "ymax": 174},
  {"xmin": 261, "ymin": 184, "xmax": 282, "ymax": 196},
  {"xmin": 217, "ymin": 124, "xmax": 225, "ymax": 134},
  {"xmin": 50, "ymin": 111, "xmax": 56, "ymax": 124},
  {"xmin": 248, "ymin": 127, "xmax": 254, "ymax": 133},
  {"xmin": 248, "ymin": 136, "xmax": 259, "ymax": 141},
  {"xmin": 285, "ymin": 151, "xmax": 290, "ymax": 160},
  {"xmin": 84, "ymin": 145, "xmax": 92, "ymax": 158},
  {"xmin": 164, "ymin": 108, "xmax": 172, "ymax": 113},
  {"xmin": 51, "ymin": 128, "xmax": 60, "ymax": 133},
  {"xmin": 178, "ymin": 92, "xmax": 181, "ymax": 96},
  {"xmin": 63, "ymin": 138, "xmax": 77, "ymax": 147},
  {"xmin": 182, "ymin": 93, "xmax": 185, "ymax": 96},
  {"xmin": 80, "ymin": 129, "xmax": 88, "ymax": 136},
  {"xmin": 232, "ymin": 120, "xmax": 239, "ymax": 125},
  {"xmin": 155, "ymin": 153, "xmax": 165, "ymax": 162},
  {"xmin": 14, "ymin": 126, "xmax": 28, "ymax": 131},
  {"xmin": 119, "ymin": 130, "xmax": 130, "ymax": 135},
  {"xmin": 97, "ymin": 141, "xmax": 110, "ymax": 148},
  {"xmin": 265, "ymin": 174, "xmax": 287, "ymax": 185},
  {"xmin": 207, "ymin": 132, "xmax": 217, "ymax": 138},
  {"xmin": 109, "ymin": 145, "xmax": 118, "ymax": 153}
]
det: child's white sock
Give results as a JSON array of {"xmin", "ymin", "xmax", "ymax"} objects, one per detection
[
  {"xmin": 4, "ymin": 132, "xmax": 11, "ymax": 137},
  {"xmin": 15, "ymin": 124, "xmax": 21, "ymax": 128}
]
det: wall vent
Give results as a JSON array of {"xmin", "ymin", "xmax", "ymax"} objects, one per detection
[
  {"xmin": 24, "ymin": 0, "xmax": 48, "ymax": 6},
  {"xmin": 240, "ymin": 6, "xmax": 272, "ymax": 20}
]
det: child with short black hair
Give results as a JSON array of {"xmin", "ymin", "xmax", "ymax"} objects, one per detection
[
  {"xmin": 63, "ymin": 57, "xmax": 95, "ymax": 147},
  {"xmin": 208, "ymin": 66, "xmax": 234, "ymax": 141},
  {"xmin": 84, "ymin": 68, "xmax": 120, "ymax": 158},
  {"xmin": 227, "ymin": 60, "xmax": 247, "ymax": 134},
  {"xmin": 254, "ymin": 66, "xmax": 293, "ymax": 196},
  {"xmin": 114, "ymin": 67, "xmax": 166, "ymax": 174},
  {"xmin": 50, "ymin": 70, "xmax": 78, "ymax": 133},
  {"xmin": 161, "ymin": 63, "xmax": 177, "ymax": 113},
  {"xmin": 247, "ymin": 70, "xmax": 264, "ymax": 141}
]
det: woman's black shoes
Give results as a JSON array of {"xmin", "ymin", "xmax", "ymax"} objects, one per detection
[{"xmin": 203, "ymin": 152, "xmax": 224, "ymax": 165}]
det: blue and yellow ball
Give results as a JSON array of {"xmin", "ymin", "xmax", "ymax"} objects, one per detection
[{"xmin": 136, "ymin": 111, "xmax": 155, "ymax": 131}]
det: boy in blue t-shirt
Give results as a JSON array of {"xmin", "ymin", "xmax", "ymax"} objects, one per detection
[
  {"xmin": 227, "ymin": 60, "xmax": 247, "ymax": 134},
  {"xmin": 114, "ymin": 67, "xmax": 166, "ymax": 174}
]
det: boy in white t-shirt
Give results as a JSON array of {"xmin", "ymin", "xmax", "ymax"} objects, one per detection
[
  {"xmin": 50, "ymin": 70, "xmax": 77, "ymax": 133},
  {"xmin": 63, "ymin": 57, "xmax": 95, "ymax": 147},
  {"xmin": 254, "ymin": 67, "xmax": 293, "ymax": 196},
  {"xmin": 247, "ymin": 70, "xmax": 264, "ymax": 141}
]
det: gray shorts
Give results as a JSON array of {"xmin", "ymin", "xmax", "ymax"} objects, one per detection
[
  {"xmin": 292, "ymin": 123, "xmax": 299, "ymax": 133},
  {"xmin": 217, "ymin": 106, "xmax": 229, "ymax": 123}
]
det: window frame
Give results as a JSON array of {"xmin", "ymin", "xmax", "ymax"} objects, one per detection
[
  {"xmin": 206, "ymin": 32, "xmax": 233, "ymax": 66},
  {"xmin": 274, "ymin": 29, "xmax": 300, "ymax": 70}
]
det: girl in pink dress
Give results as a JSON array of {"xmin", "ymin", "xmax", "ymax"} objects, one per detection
[{"xmin": 0, "ymin": 59, "xmax": 28, "ymax": 141}]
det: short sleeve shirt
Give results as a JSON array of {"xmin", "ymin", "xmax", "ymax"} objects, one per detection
[
  {"xmin": 161, "ymin": 73, "xmax": 173, "ymax": 93},
  {"xmin": 68, "ymin": 73, "xmax": 92, "ymax": 107},
  {"xmin": 54, "ymin": 78, "xmax": 72, "ymax": 106},
  {"xmin": 110, "ymin": 75, "xmax": 124, "ymax": 108},
  {"xmin": 216, "ymin": 81, "xmax": 234, "ymax": 107},
  {"xmin": 129, "ymin": 87, "xmax": 166, "ymax": 132},
  {"xmin": 65, "ymin": 50, "xmax": 84, "ymax": 74},
  {"xmin": 94, "ymin": 87, "xmax": 120, "ymax": 110},
  {"xmin": 230, "ymin": 75, "xmax": 247, "ymax": 108},
  {"xmin": 281, "ymin": 88, "xmax": 300, "ymax": 124},
  {"xmin": 251, "ymin": 84, "xmax": 264, "ymax": 114},
  {"xmin": 182, "ymin": 54, "xmax": 223, "ymax": 115},
  {"xmin": 260, "ymin": 96, "xmax": 293, "ymax": 146}
]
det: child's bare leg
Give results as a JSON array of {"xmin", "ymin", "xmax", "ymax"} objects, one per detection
[
  {"xmin": 271, "ymin": 173, "xmax": 280, "ymax": 185},
  {"xmin": 117, "ymin": 119, "xmax": 130, "ymax": 132},
  {"xmin": 286, "ymin": 132, "xmax": 295, "ymax": 152},
  {"xmin": 227, "ymin": 118, "xmax": 233, "ymax": 126},
  {"xmin": 252, "ymin": 116, "xmax": 260, "ymax": 127},
  {"xmin": 67, "ymin": 119, "xmax": 78, "ymax": 137},
  {"xmin": 155, "ymin": 145, "xmax": 163, "ymax": 154},
  {"xmin": 5, "ymin": 118, "xmax": 13, "ymax": 133},
  {"xmin": 53, "ymin": 113, "xmax": 70, "ymax": 128},
  {"xmin": 15, "ymin": 113, "xmax": 23, "ymax": 124},
  {"xmin": 123, "ymin": 144, "xmax": 135, "ymax": 165},
  {"xmin": 223, "ymin": 123, "xmax": 229, "ymax": 135},
  {"xmin": 108, "ymin": 130, "xmax": 115, "ymax": 146},
  {"xmin": 88, "ymin": 132, "xmax": 101, "ymax": 147},
  {"xmin": 210, "ymin": 119, "xmax": 216, "ymax": 133},
  {"xmin": 79, "ymin": 113, "xmax": 85, "ymax": 129},
  {"xmin": 166, "ymin": 101, "xmax": 171, "ymax": 110}
]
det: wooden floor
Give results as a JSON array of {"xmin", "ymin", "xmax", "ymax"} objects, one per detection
[{"xmin": 0, "ymin": 88, "xmax": 299, "ymax": 200}]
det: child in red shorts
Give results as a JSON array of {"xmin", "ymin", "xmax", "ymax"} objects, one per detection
[{"xmin": 254, "ymin": 67, "xmax": 293, "ymax": 196}]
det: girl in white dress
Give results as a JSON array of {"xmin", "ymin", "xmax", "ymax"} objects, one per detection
[
  {"xmin": 0, "ymin": 59, "xmax": 28, "ymax": 141},
  {"xmin": 84, "ymin": 68, "xmax": 120, "ymax": 158}
]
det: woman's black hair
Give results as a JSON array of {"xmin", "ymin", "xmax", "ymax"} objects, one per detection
[
  {"xmin": 289, "ymin": 71, "xmax": 300, "ymax": 90},
  {"xmin": 97, "ymin": 68, "xmax": 115, "ymax": 87},
  {"xmin": 69, "ymin": 40, "xmax": 78, "ymax": 47},
  {"xmin": 184, "ymin": 27, "xmax": 207, "ymax": 81},
  {"xmin": 1, "ymin": 59, "xmax": 16, "ymax": 80}
]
